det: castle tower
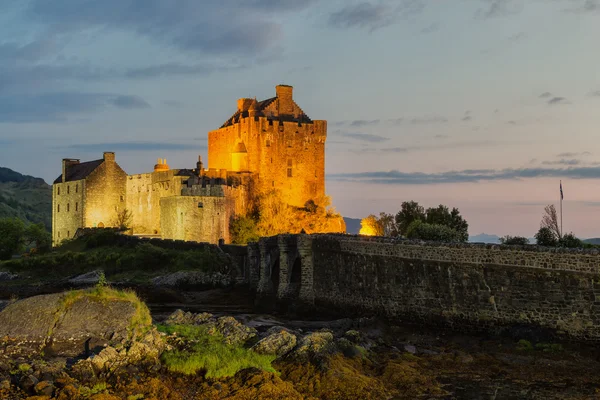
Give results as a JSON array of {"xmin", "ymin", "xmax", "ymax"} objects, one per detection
[{"xmin": 208, "ymin": 85, "xmax": 327, "ymax": 207}]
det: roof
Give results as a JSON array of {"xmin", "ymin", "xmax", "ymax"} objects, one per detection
[
  {"xmin": 220, "ymin": 96, "xmax": 313, "ymax": 128},
  {"xmin": 53, "ymin": 159, "xmax": 104, "ymax": 184}
]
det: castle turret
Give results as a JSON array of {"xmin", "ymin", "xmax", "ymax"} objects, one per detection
[
  {"xmin": 154, "ymin": 158, "xmax": 170, "ymax": 171},
  {"xmin": 196, "ymin": 155, "xmax": 204, "ymax": 175},
  {"xmin": 231, "ymin": 142, "xmax": 248, "ymax": 172}
]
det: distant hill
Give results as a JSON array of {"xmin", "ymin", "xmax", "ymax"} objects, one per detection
[
  {"xmin": 344, "ymin": 217, "xmax": 361, "ymax": 235},
  {"xmin": 469, "ymin": 233, "xmax": 501, "ymax": 244},
  {"xmin": 583, "ymin": 238, "xmax": 600, "ymax": 245},
  {"xmin": 0, "ymin": 167, "xmax": 52, "ymax": 230}
]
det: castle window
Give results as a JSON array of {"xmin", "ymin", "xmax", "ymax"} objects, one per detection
[
  {"xmin": 272, "ymin": 181, "xmax": 275, "ymax": 187},
  {"xmin": 57, "ymin": 204, "xmax": 60, "ymax": 213},
  {"xmin": 287, "ymin": 159, "xmax": 293, "ymax": 178},
  {"xmin": 75, "ymin": 184, "xmax": 78, "ymax": 193},
  {"xmin": 287, "ymin": 140, "xmax": 292, "ymax": 148},
  {"xmin": 120, "ymin": 195, "xmax": 124, "ymax": 202},
  {"xmin": 266, "ymin": 139, "xmax": 271, "ymax": 147},
  {"xmin": 67, "ymin": 185, "xmax": 70, "ymax": 194},
  {"xmin": 67, "ymin": 231, "xmax": 70, "ymax": 237},
  {"xmin": 58, "ymin": 232, "xmax": 61, "ymax": 238},
  {"xmin": 67, "ymin": 203, "xmax": 70, "ymax": 212},
  {"xmin": 198, "ymin": 202, "xmax": 203, "ymax": 208},
  {"xmin": 75, "ymin": 202, "xmax": 78, "ymax": 212},
  {"xmin": 57, "ymin": 187, "xmax": 60, "ymax": 195}
]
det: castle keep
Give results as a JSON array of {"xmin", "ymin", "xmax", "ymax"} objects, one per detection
[{"xmin": 52, "ymin": 85, "xmax": 333, "ymax": 246}]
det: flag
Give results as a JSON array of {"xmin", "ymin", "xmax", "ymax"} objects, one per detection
[{"xmin": 560, "ymin": 181, "xmax": 563, "ymax": 200}]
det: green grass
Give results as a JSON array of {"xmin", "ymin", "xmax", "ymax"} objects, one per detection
[
  {"xmin": 157, "ymin": 324, "xmax": 276, "ymax": 378},
  {"xmin": 0, "ymin": 231, "xmax": 231, "ymax": 284}
]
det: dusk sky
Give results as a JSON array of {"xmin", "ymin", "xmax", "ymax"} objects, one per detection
[{"xmin": 1, "ymin": 0, "xmax": 600, "ymax": 238}]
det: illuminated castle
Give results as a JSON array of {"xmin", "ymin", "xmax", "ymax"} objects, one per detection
[{"xmin": 51, "ymin": 85, "xmax": 335, "ymax": 246}]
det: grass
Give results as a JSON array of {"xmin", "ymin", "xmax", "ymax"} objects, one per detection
[
  {"xmin": 157, "ymin": 324, "xmax": 276, "ymax": 378},
  {"xmin": 59, "ymin": 285, "xmax": 152, "ymax": 336},
  {"xmin": 0, "ymin": 231, "xmax": 231, "ymax": 284}
]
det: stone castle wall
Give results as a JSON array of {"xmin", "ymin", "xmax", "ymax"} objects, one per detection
[
  {"xmin": 52, "ymin": 180, "xmax": 85, "ymax": 245},
  {"xmin": 253, "ymin": 234, "xmax": 600, "ymax": 342},
  {"xmin": 208, "ymin": 115, "xmax": 326, "ymax": 208},
  {"xmin": 83, "ymin": 158, "xmax": 127, "ymax": 231},
  {"xmin": 160, "ymin": 194, "xmax": 235, "ymax": 244}
]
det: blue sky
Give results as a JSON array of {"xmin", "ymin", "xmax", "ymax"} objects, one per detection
[{"xmin": 1, "ymin": 0, "xmax": 600, "ymax": 237}]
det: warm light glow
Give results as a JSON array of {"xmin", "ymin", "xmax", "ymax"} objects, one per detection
[
  {"xmin": 359, "ymin": 225, "xmax": 378, "ymax": 236},
  {"xmin": 359, "ymin": 215, "xmax": 383, "ymax": 236}
]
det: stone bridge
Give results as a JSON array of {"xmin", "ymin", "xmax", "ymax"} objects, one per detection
[{"xmin": 245, "ymin": 234, "xmax": 600, "ymax": 342}]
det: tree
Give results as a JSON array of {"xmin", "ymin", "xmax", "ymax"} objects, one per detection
[
  {"xmin": 535, "ymin": 227, "xmax": 558, "ymax": 247},
  {"xmin": 0, "ymin": 218, "xmax": 25, "ymax": 260},
  {"xmin": 114, "ymin": 207, "xmax": 133, "ymax": 231},
  {"xmin": 559, "ymin": 232, "xmax": 583, "ymax": 248},
  {"xmin": 378, "ymin": 212, "xmax": 398, "ymax": 237},
  {"xmin": 359, "ymin": 215, "xmax": 384, "ymax": 236},
  {"xmin": 395, "ymin": 201, "xmax": 426, "ymax": 236},
  {"xmin": 499, "ymin": 235, "xmax": 529, "ymax": 245},
  {"xmin": 230, "ymin": 215, "xmax": 259, "ymax": 244},
  {"xmin": 541, "ymin": 204, "xmax": 561, "ymax": 240},
  {"xmin": 24, "ymin": 223, "xmax": 51, "ymax": 254},
  {"xmin": 425, "ymin": 205, "xmax": 469, "ymax": 242}
]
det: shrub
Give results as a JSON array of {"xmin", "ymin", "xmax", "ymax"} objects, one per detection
[
  {"xmin": 516, "ymin": 339, "xmax": 533, "ymax": 351},
  {"xmin": 230, "ymin": 216, "xmax": 260, "ymax": 245},
  {"xmin": 158, "ymin": 324, "xmax": 276, "ymax": 378},
  {"xmin": 559, "ymin": 233, "xmax": 583, "ymax": 249},
  {"xmin": 499, "ymin": 236, "xmax": 529, "ymax": 245},
  {"xmin": 406, "ymin": 221, "xmax": 463, "ymax": 242}
]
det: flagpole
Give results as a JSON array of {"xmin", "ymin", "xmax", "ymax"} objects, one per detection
[{"xmin": 560, "ymin": 180, "xmax": 563, "ymax": 238}]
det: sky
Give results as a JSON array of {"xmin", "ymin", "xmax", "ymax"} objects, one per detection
[{"xmin": 1, "ymin": 0, "xmax": 600, "ymax": 238}]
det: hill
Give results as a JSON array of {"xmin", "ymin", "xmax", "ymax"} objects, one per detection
[
  {"xmin": 583, "ymin": 238, "xmax": 600, "ymax": 245},
  {"xmin": 344, "ymin": 217, "xmax": 361, "ymax": 235},
  {"xmin": 0, "ymin": 167, "xmax": 52, "ymax": 230},
  {"xmin": 469, "ymin": 233, "xmax": 501, "ymax": 244}
]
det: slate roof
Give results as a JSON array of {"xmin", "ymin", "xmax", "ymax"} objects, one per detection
[
  {"xmin": 220, "ymin": 97, "xmax": 313, "ymax": 128},
  {"xmin": 53, "ymin": 159, "xmax": 104, "ymax": 184}
]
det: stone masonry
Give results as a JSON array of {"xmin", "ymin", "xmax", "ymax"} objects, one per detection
[{"xmin": 251, "ymin": 234, "xmax": 600, "ymax": 342}]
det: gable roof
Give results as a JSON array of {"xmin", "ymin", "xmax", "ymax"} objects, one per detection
[
  {"xmin": 53, "ymin": 159, "xmax": 104, "ymax": 184},
  {"xmin": 220, "ymin": 97, "xmax": 313, "ymax": 128}
]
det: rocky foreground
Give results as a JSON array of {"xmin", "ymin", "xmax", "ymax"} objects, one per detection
[{"xmin": 1, "ymin": 288, "xmax": 600, "ymax": 399}]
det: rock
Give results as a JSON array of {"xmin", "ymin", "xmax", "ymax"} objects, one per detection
[
  {"xmin": 291, "ymin": 331, "xmax": 335, "ymax": 362},
  {"xmin": 68, "ymin": 270, "xmax": 104, "ymax": 285},
  {"xmin": 0, "ymin": 271, "xmax": 18, "ymax": 281},
  {"xmin": 35, "ymin": 380, "xmax": 55, "ymax": 397},
  {"xmin": 344, "ymin": 330, "xmax": 363, "ymax": 344},
  {"xmin": 404, "ymin": 345, "xmax": 417, "ymax": 354},
  {"xmin": 19, "ymin": 374, "xmax": 38, "ymax": 393},
  {"xmin": 213, "ymin": 316, "xmax": 257, "ymax": 346},
  {"xmin": 151, "ymin": 271, "xmax": 232, "ymax": 288},
  {"xmin": 0, "ymin": 380, "xmax": 11, "ymax": 390},
  {"xmin": 165, "ymin": 309, "xmax": 213, "ymax": 326},
  {"xmin": 0, "ymin": 289, "xmax": 152, "ymax": 358},
  {"xmin": 252, "ymin": 328, "xmax": 297, "ymax": 358}
]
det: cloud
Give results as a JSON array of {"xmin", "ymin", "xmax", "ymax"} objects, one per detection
[
  {"xmin": 410, "ymin": 115, "xmax": 448, "ymax": 124},
  {"xmin": 341, "ymin": 132, "xmax": 390, "ymax": 142},
  {"xmin": 565, "ymin": 0, "xmax": 600, "ymax": 13},
  {"xmin": 557, "ymin": 152, "xmax": 591, "ymax": 157},
  {"xmin": 420, "ymin": 22, "xmax": 440, "ymax": 34},
  {"xmin": 66, "ymin": 141, "xmax": 206, "ymax": 152},
  {"xmin": 0, "ymin": 92, "xmax": 151, "ymax": 123},
  {"xmin": 477, "ymin": 0, "xmax": 524, "ymax": 18},
  {"xmin": 548, "ymin": 97, "xmax": 569, "ymax": 105},
  {"xmin": 462, "ymin": 116, "xmax": 472, "ymax": 122},
  {"xmin": 23, "ymin": 0, "xmax": 320, "ymax": 59},
  {"xmin": 163, "ymin": 100, "xmax": 184, "ymax": 108},
  {"xmin": 109, "ymin": 95, "xmax": 150, "ymax": 109},
  {"xmin": 542, "ymin": 159, "xmax": 582, "ymax": 166},
  {"xmin": 328, "ymin": 1, "xmax": 424, "ymax": 32},
  {"xmin": 588, "ymin": 90, "xmax": 600, "ymax": 97},
  {"xmin": 350, "ymin": 119, "xmax": 380, "ymax": 127},
  {"xmin": 388, "ymin": 118, "xmax": 404, "ymax": 125},
  {"xmin": 329, "ymin": 165, "xmax": 600, "ymax": 185},
  {"xmin": 539, "ymin": 92, "xmax": 553, "ymax": 98},
  {"xmin": 379, "ymin": 139, "xmax": 508, "ymax": 153}
]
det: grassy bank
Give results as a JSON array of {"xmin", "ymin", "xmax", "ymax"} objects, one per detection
[{"xmin": 0, "ymin": 231, "xmax": 232, "ymax": 284}]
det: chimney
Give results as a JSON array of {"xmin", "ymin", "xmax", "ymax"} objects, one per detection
[
  {"xmin": 103, "ymin": 152, "xmax": 115, "ymax": 162},
  {"xmin": 196, "ymin": 155, "xmax": 204, "ymax": 176},
  {"xmin": 237, "ymin": 98, "xmax": 254, "ymax": 112},
  {"xmin": 276, "ymin": 85, "xmax": 293, "ymax": 115},
  {"xmin": 62, "ymin": 158, "xmax": 80, "ymax": 183}
]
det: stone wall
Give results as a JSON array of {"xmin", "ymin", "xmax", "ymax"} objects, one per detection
[
  {"xmin": 253, "ymin": 234, "xmax": 600, "ymax": 342},
  {"xmin": 160, "ymin": 194, "xmax": 234, "ymax": 244},
  {"xmin": 52, "ymin": 180, "xmax": 85, "ymax": 245}
]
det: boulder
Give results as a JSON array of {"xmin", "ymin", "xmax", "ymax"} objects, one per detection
[
  {"xmin": 252, "ymin": 327, "xmax": 297, "ymax": 358},
  {"xmin": 0, "ymin": 271, "xmax": 18, "ymax": 281},
  {"xmin": 0, "ymin": 289, "xmax": 152, "ymax": 358},
  {"xmin": 212, "ymin": 316, "xmax": 257, "ymax": 346},
  {"xmin": 290, "ymin": 330, "xmax": 335, "ymax": 362},
  {"xmin": 68, "ymin": 270, "xmax": 104, "ymax": 285},
  {"xmin": 165, "ymin": 309, "xmax": 213, "ymax": 326}
]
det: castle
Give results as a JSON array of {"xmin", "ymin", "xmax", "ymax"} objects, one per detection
[{"xmin": 52, "ymin": 85, "xmax": 340, "ymax": 246}]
